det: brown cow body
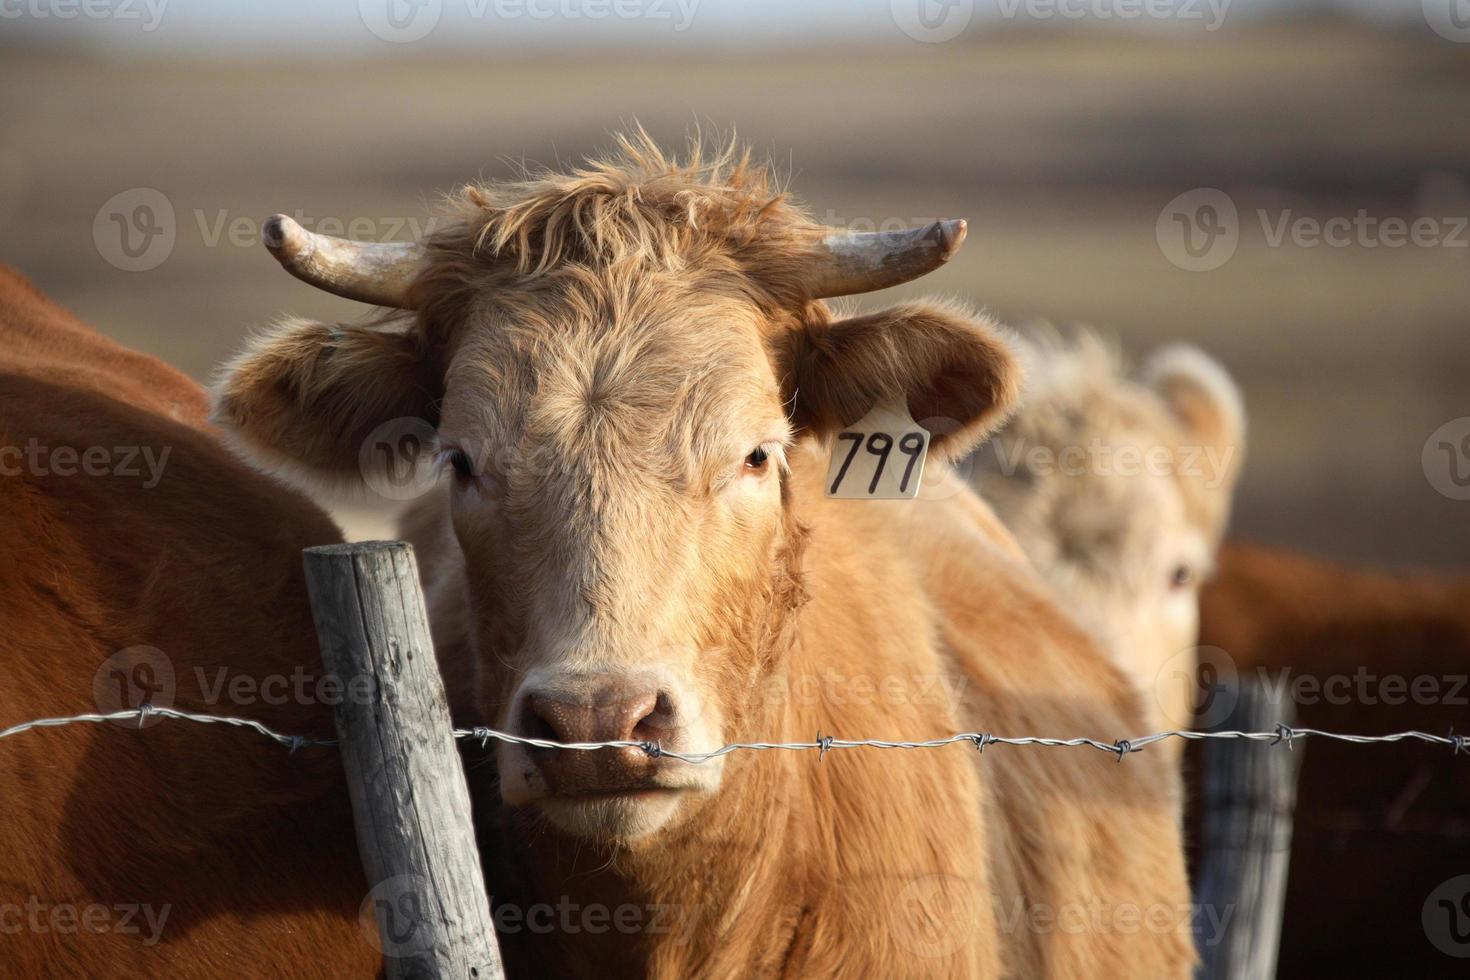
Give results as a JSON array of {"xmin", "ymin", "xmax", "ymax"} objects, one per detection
[
  {"xmin": 1199, "ymin": 542, "xmax": 1470, "ymax": 977},
  {"xmin": 0, "ymin": 268, "xmax": 376, "ymax": 977}
]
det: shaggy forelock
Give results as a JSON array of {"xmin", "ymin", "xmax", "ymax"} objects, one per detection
[{"xmin": 410, "ymin": 128, "xmax": 815, "ymax": 311}]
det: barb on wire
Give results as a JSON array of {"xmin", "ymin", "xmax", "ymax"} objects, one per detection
[{"xmin": 1, "ymin": 708, "xmax": 1467, "ymax": 766}]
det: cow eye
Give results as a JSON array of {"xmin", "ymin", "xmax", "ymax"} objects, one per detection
[
  {"xmin": 1169, "ymin": 564, "xmax": 1194, "ymax": 589},
  {"xmin": 744, "ymin": 447, "xmax": 770, "ymax": 471},
  {"xmin": 447, "ymin": 449, "xmax": 475, "ymax": 479}
]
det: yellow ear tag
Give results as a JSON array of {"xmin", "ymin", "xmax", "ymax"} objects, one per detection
[{"xmin": 824, "ymin": 397, "xmax": 930, "ymax": 500}]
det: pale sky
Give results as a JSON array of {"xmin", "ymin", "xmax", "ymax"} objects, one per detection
[{"xmin": 0, "ymin": 0, "xmax": 1445, "ymax": 55}]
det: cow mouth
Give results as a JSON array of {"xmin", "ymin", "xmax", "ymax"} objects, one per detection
[
  {"xmin": 537, "ymin": 779, "xmax": 697, "ymax": 805},
  {"xmin": 550, "ymin": 786, "xmax": 687, "ymax": 801},
  {"xmin": 531, "ymin": 781, "xmax": 699, "ymax": 840}
]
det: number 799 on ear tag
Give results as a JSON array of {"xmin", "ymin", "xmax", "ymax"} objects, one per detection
[{"xmin": 824, "ymin": 397, "xmax": 930, "ymax": 499}]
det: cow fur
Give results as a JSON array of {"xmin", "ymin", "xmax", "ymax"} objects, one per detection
[{"xmin": 0, "ymin": 267, "xmax": 377, "ymax": 977}]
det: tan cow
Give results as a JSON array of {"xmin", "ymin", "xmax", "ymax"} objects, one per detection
[
  {"xmin": 216, "ymin": 133, "xmax": 1196, "ymax": 978},
  {"xmin": 972, "ymin": 332, "xmax": 1245, "ymax": 736}
]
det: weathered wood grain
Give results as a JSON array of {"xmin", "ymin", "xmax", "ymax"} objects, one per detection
[{"xmin": 304, "ymin": 540, "xmax": 503, "ymax": 980}]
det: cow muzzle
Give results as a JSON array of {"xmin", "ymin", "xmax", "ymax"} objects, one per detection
[
  {"xmin": 520, "ymin": 680, "xmax": 674, "ymax": 792},
  {"xmin": 497, "ymin": 667, "xmax": 725, "ymax": 841},
  {"xmin": 502, "ymin": 671, "xmax": 716, "ymax": 803}
]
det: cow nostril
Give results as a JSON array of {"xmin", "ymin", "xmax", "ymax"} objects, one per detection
[
  {"xmin": 521, "ymin": 685, "xmax": 679, "ymax": 748},
  {"xmin": 521, "ymin": 695, "xmax": 563, "ymax": 745},
  {"xmin": 631, "ymin": 691, "xmax": 676, "ymax": 742}
]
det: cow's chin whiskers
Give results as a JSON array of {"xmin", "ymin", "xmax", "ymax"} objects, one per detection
[
  {"xmin": 534, "ymin": 789, "xmax": 692, "ymax": 841},
  {"xmin": 497, "ymin": 744, "xmax": 724, "ymax": 842}
]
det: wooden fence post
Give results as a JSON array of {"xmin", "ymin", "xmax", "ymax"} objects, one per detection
[
  {"xmin": 304, "ymin": 540, "xmax": 504, "ymax": 980},
  {"xmin": 1193, "ymin": 678, "xmax": 1302, "ymax": 980}
]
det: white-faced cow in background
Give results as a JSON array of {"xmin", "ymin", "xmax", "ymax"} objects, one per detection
[
  {"xmin": 972, "ymin": 332, "xmax": 1245, "ymax": 741},
  {"xmin": 216, "ymin": 134, "xmax": 1195, "ymax": 979}
]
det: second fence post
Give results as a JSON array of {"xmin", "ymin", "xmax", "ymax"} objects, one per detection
[
  {"xmin": 1192, "ymin": 678, "xmax": 1302, "ymax": 980},
  {"xmin": 304, "ymin": 540, "xmax": 504, "ymax": 980}
]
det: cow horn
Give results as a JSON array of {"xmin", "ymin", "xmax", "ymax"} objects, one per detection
[
  {"xmin": 804, "ymin": 219, "xmax": 967, "ymax": 298},
  {"xmin": 262, "ymin": 214, "xmax": 425, "ymax": 309}
]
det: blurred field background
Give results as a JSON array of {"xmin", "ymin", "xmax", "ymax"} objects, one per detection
[{"xmin": 2, "ymin": 1, "xmax": 1469, "ymax": 568}]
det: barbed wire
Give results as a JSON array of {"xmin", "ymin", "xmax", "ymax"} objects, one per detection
[
  {"xmin": 0, "ymin": 705, "xmax": 337, "ymax": 753},
  {"xmin": 1, "ymin": 703, "xmax": 1466, "ymax": 764}
]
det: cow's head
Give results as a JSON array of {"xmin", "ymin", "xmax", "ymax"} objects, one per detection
[
  {"xmin": 215, "ymin": 136, "xmax": 1018, "ymax": 840},
  {"xmin": 974, "ymin": 334, "xmax": 1244, "ymax": 731}
]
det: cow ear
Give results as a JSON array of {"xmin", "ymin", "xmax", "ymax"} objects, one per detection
[
  {"xmin": 1142, "ymin": 343, "xmax": 1247, "ymax": 499},
  {"xmin": 782, "ymin": 301, "xmax": 1021, "ymax": 459},
  {"xmin": 212, "ymin": 316, "xmax": 443, "ymax": 484}
]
